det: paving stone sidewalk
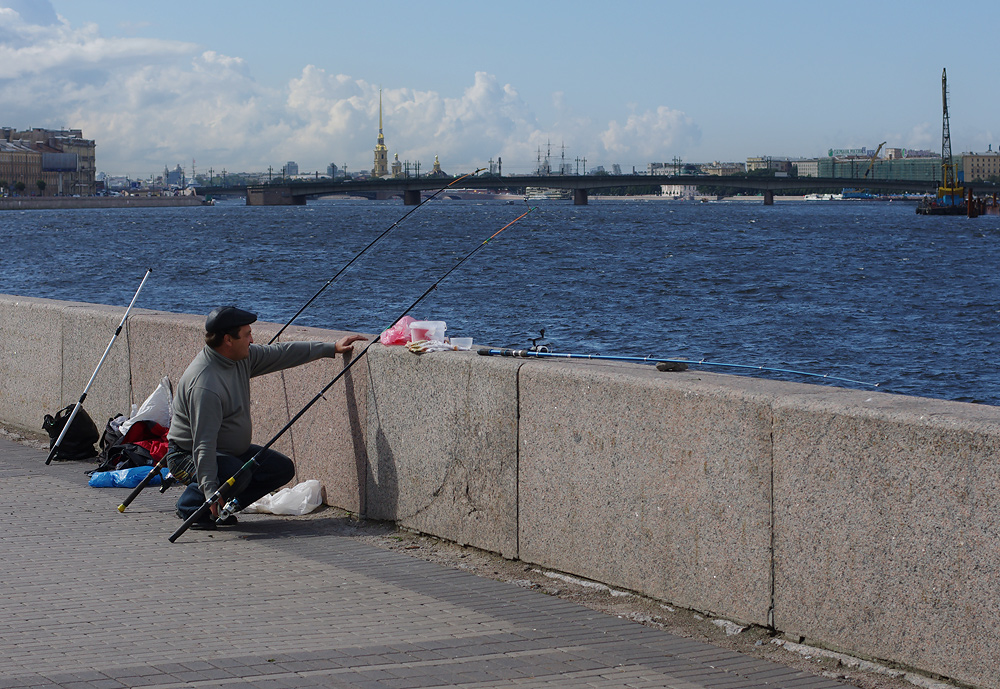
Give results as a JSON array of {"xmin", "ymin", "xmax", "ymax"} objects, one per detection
[{"xmin": 0, "ymin": 437, "xmax": 849, "ymax": 689}]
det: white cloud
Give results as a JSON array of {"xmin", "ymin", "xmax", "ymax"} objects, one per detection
[
  {"xmin": 600, "ymin": 107, "xmax": 702, "ymax": 159},
  {"xmin": 0, "ymin": 2, "xmax": 704, "ymax": 176},
  {"xmin": 903, "ymin": 122, "xmax": 935, "ymax": 151},
  {"xmin": 281, "ymin": 69, "xmax": 543, "ymax": 174}
]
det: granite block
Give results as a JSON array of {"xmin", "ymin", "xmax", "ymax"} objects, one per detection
[
  {"xmin": 364, "ymin": 344, "xmax": 520, "ymax": 557},
  {"xmin": 518, "ymin": 361, "xmax": 776, "ymax": 624},
  {"xmin": 772, "ymin": 389, "xmax": 1000, "ymax": 688},
  {"xmin": 0, "ymin": 295, "xmax": 66, "ymax": 431}
]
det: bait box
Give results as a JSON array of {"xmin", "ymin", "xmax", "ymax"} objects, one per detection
[{"xmin": 409, "ymin": 320, "xmax": 446, "ymax": 342}]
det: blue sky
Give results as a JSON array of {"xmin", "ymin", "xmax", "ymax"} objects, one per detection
[{"xmin": 3, "ymin": 1, "xmax": 998, "ymax": 177}]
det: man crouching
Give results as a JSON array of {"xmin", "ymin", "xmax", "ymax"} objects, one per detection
[{"xmin": 166, "ymin": 306, "xmax": 365, "ymax": 529}]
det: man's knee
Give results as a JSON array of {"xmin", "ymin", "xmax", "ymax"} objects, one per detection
[
  {"xmin": 272, "ymin": 454, "xmax": 295, "ymax": 484},
  {"xmin": 257, "ymin": 448, "xmax": 295, "ymax": 486}
]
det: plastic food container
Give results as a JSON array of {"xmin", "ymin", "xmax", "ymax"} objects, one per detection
[
  {"xmin": 451, "ymin": 337, "xmax": 473, "ymax": 349},
  {"xmin": 409, "ymin": 320, "xmax": 446, "ymax": 342}
]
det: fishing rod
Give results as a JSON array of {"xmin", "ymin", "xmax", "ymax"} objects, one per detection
[
  {"xmin": 169, "ymin": 206, "xmax": 537, "ymax": 542},
  {"xmin": 478, "ymin": 348, "xmax": 880, "ymax": 388},
  {"xmin": 117, "ymin": 456, "xmax": 168, "ymax": 512},
  {"xmin": 267, "ymin": 169, "xmax": 485, "ymax": 344},
  {"xmin": 118, "ymin": 173, "xmax": 483, "ymax": 511},
  {"xmin": 46, "ymin": 268, "xmax": 153, "ymax": 465}
]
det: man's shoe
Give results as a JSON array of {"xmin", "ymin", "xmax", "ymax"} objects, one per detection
[{"xmin": 216, "ymin": 515, "xmax": 238, "ymax": 527}]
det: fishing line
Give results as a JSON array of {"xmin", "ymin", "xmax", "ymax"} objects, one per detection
[
  {"xmin": 169, "ymin": 206, "xmax": 537, "ymax": 542},
  {"xmin": 46, "ymin": 268, "xmax": 153, "ymax": 465},
  {"xmin": 478, "ymin": 348, "xmax": 880, "ymax": 388},
  {"xmin": 267, "ymin": 168, "xmax": 485, "ymax": 344},
  {"xmin": 119, "ymin": 172, "xmax": 483, "ymax": 511}
]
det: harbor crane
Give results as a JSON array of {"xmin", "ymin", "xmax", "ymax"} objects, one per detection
[
  {"xmin": 939, "ymin": 68, "xmax": 963, "ymax": 203},
  {"xmin": 863, "ymin": 142, "xmax": 886, "ymax": 178}
]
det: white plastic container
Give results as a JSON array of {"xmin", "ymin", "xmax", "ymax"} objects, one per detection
[
  {"xmin": 409, "ymin": 320, "xmax": 447, "ymax": 342},
  {"xmin": 451, "ymin": 337, "xmax": 473, "ymax": 349}
]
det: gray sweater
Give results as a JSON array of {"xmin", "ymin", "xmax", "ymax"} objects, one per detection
[{"xmin": 167, "ymin": 341, "xmax": 339, "ymax": 497}]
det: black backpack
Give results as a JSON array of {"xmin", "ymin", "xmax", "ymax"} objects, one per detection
[
  {"xmin": 91, "ymin": 415, "xmax": 156, "ymax": 473},
  {"xmin": 42, "ymin": 404, "xmax": 100, "ymax": 462}
]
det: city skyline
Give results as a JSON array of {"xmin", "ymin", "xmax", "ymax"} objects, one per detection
[{"xmin": 3, "ymin": 1, "xmax": 999, "ymax": 177}]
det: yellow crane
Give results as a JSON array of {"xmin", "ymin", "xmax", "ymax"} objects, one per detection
[{"xmin": 863, "ymin": 142, "xmax": 886, "ymax": 178}]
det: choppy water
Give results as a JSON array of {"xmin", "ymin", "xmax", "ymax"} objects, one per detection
[{"xmin": 2, "ymin": 198, "xmax": 999, "ymax": 405}]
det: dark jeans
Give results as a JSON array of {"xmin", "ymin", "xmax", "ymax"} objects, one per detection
[{"xmin": 174, "ymin": 444, "xmax": 295, "ymax": 519}]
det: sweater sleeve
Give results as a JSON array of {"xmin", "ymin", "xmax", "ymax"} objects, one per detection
[
  {"xmin": 248, "ymin": 341, "xmax": 339, "ymax": 377},
  {"xmin": 187, "ymin": 385, "xmax": 224, "ymax": 498}
]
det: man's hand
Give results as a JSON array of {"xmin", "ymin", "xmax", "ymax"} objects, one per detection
[{"xmin": 335, "ymin": 334, "xmax": 367, "ymax": 354}]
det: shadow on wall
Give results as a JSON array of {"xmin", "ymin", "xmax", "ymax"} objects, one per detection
[{"xmin": 342, "ymin": 363, "xmax": 368, "ymax": 515}]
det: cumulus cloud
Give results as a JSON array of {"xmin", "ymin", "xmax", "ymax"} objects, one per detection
[
  {"xmin": 600, "ymin": 106, "xmax": 701, "ymax": 159},
  {"xmin": 281, "ymin": 69, "xmax": 542, "ymax": 174},
  {"xmin": 903, "ymin": 122, "xmax": 935, "ymax": 152},
  {"xmin": 0, "ymin": 1, "xmax": 702, "ymax": 175}
]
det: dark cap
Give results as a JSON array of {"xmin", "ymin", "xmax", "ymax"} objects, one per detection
[{"xmin": 205, "ymin": 306, "xmax": 257, "ymax": 334}]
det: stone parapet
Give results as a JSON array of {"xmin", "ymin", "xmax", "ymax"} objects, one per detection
[{"xmin": 1, "ymin": 293, "xmax": 998, "ymax": 688}]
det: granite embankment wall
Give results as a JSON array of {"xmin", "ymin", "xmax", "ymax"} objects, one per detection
[{"xmin": 1, "ymin": 294, "xmax": 998, "ymax": 688}]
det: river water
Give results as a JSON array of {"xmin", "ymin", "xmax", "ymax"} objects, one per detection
[{"xmin": 2, "ymin": 198, "xmax": 998, "ymax": 405}]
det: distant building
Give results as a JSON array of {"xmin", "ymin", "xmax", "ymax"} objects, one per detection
[
  {"xmin": 164, "ymin": 164, "xmax": 185, "ymax": 187},
  {"xmin": 963, "ymin": 149, "xmax": 1000, "ymax": 181},
  {"xmin": 391, "ymin": 153, "xmax": 403, "ymax": 178},
  {"xmin": 747, "ymin": 156, "xmax": 792, "ymax": 174},
  {"xmin": 793, "ymin": 159, "xmax": 820, "ymax": 177},
  {"xmin": 427, "ymin": 155, "xmax": 448, "ymax": 178},
  {"xmin": 817, "ymin": 156, "xmax": 941, "ymax": 181},
  {"xmin": 327, "ymin": 163, "xmax": 339, "ymax": 178},
  {"xmin": 703, "ymin": 161, "xmax": 746, "ymax": 176},
  {"xmin": 285, "ymin": 161, "xmax": 299, "ymax": 177},
  {"xmin": 661, "ymin": 184, "xmax": 699, "ymax": 199},
  {"xmin": 0, "ymin": 126, "xmax": 96, "ymax": 195},
  {"xmin": 372, "ymin": 90, "xmax": 389, "ymax": 178}
]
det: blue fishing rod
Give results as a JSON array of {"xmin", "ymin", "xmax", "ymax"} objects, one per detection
[
  {"xmin": 169, "ymin": 205, "xmax": 537, "ymax": 542},
  {"xmin": 478, "ymin": 348, "xmax": 880, "ymax": 388}
]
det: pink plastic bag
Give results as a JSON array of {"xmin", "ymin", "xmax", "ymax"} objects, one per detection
[{"xmin": 380, "ymin": 316, "xmax": 417, "ymax": 345}]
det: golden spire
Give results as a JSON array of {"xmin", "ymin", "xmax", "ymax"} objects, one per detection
[{"xmin": 373, "ymin": 88, "xmax": 389, "ymax": 177}]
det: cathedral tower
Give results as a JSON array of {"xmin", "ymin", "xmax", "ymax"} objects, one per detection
[{"xmin": 372, "ymin": 90, "xmax": 389, "ymax": 178}]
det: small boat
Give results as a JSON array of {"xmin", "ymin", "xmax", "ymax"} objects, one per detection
[{"xmin": 525, "ymin": 187, "xmax": 572, "ymax": 201}]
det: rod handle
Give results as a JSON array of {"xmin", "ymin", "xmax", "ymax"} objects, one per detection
[
  {"xmin": 117, "ymin": 459, "xmax": 167, "ymax": 512},
  {"xmin": 169, "ymin": 500, "xmax": 212, "ymax": 542}
]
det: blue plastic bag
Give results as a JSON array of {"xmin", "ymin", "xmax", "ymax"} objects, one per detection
[{"xmin": 88, "ymin": 465, "xmax": 167, "ymax": 488}]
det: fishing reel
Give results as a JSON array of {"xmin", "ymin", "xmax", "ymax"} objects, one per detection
[
  {"xmin": 528, "ymin": 329, "xmax": 551, "ymax": 353},
  {"xmin": 217, "ymin": 498, "xmax": 242, "ymax": 522}
]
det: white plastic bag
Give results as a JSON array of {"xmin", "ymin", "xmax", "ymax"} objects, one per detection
[
  {"xmin": 242, "ymin": 480, "xmax": 324, "ymax": 515},
  {"xmin": 120, "ymin": 376, "xmax": 173, "ymax": 435}
]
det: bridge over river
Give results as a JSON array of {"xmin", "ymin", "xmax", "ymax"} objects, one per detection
[{"xmin": 201, "ymin": 174, "xmax": 997, "ymax": 206}]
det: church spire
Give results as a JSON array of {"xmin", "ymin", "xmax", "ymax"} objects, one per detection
[{"xmin": 372, "ymin": 88, "xmax": 388, "ymax": 177}]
